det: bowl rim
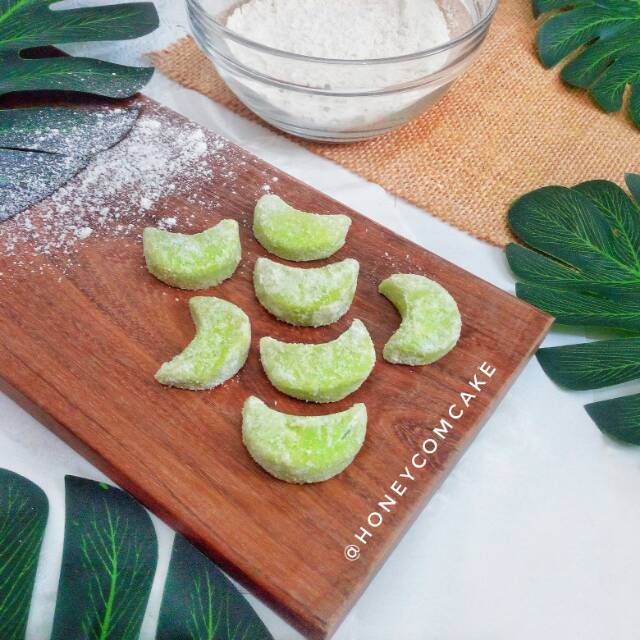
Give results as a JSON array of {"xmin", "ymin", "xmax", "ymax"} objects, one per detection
[{"xmin": 187, "ymin": 0, "xmax": 499, "ymax": 65}]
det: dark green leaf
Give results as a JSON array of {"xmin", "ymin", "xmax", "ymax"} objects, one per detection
[
  {"xmin": 0, "ymin": 149, "xmax": 85, "ymax": 222},
  {"xmin": 0, "ymin": 106, "xmax": 139, "ymax": 222},
  {"xmin": 533, "ymin": 0, "xmax": 579, "ymax": 19},
  {"xmin": 157, "ymin": 534, "xmax": 274, "ymax": 640},
  {"xmin": 625, "ymin": 172, "xmax": 640, "ymax": 204},
  {"xmin": 0, "ymin": 2, "xmax": 158, "ymax": 51},
  {"xmin": 508, "ymin": 185, "xmax": 640, "ymax": 279},
  {"xmin": 573, "ymin": 179, "xmax": 640, "ymax": 261},
  {"xmin": 508, "ymin": 173, "xmax": 640, "ymax": 443},
  {"xmin": 561, "ymin": 24, "xmax": 640, "ymax": 87},
  {"xmin": 537, "ymin": 337, "xmax": 640, "ymax": 389},
  {"xmin": 506, "ymin": 243, "xmax": 639, "ymax": 295},
  {"xmin": 534, "ymin": 0, "xmax": 640, "ymax": 127},
  {"xmin": 0, "ymin": 52, "xmax": 154, "ymax": 99},
  {"xmin": 50, "ymin": 476, "xmax": 157, "ymax": 640},
  {"xmin": 0, "ymin": 0, "xmax": 158, "ymax": 98},
  {"xmin": 0, "ymin": 107, "xmax": 139, "ymax": 155},
  {"xmin": 586, "ymin": 392, "xmax": 640, "ymax": 443},
  {"xmin": 0, "ymin": 468, "xmax": 48, "ymax": 640},
  {"xmin": 516, "ymin": 282, "xmax": 640, "ymax": 330}
]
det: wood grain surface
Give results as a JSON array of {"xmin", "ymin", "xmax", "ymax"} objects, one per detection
[{"xmin": 0, "ymin": 96, "xmax": 552, "ymax": 639}]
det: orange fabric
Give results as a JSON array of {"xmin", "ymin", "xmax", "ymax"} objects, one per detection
[{"xmin": 149, "ymin": 0, "xmax": 639, "ymax": 246}]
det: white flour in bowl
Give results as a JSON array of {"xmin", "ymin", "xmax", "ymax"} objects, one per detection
[
  {"xmin": 219, "ymin": 0, "xmax": 452, "ymax": 133},
  {"xmin": 226, "ymin": 0, "xmax": 450, "ymax": 61}
]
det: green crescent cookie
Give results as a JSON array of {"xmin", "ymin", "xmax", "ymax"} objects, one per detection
[
  {"xmin": 379, "ymin": 273, "xmax": 461, "ymax": 365},
  {"xmin": 143, "ymin": 219, "xmax": 241, "ymax": 290},
  {"xmin": 253, "ymin": 257, "xmax": 359, "ymax": 327},
  {"xmin": 242, "ymin": 396, "xmax": 367, "ymax": 484},
  {"xmin": 155, "ymin": 296, "xmax": 250, "ymax": 390},
  {"xmin": 253, "ymin": 194, "xmax": 352, "ymax": 261},
  {"xmin": 260, "ymin": 319, "xmax": 375, "ymax": 403}
]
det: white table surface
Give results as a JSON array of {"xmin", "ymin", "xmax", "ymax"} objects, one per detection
[{"xmin": 4, "ymin": 2, "xmax": 640, "ymax": 638}]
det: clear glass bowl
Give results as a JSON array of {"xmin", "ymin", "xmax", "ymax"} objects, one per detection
[{"xmin": 187, "ymin": 0, "xmax": 497, "ymax": 142}]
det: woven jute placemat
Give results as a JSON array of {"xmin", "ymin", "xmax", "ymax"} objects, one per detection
[{"xmin": 149, "ymin": 1, "xmax": 638, "ymax": 247}]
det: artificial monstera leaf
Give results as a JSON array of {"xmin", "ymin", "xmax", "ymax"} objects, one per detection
[
  {"xmin": 0, "ymin": 471, "xmax": 273, "ymax": 640},
  {"xmin": 157, "ymin": 534, "xmax": 274, "ymax": 640},
  {"xmin": 50, "ymin": 476, "xmax": 158, "ymax": 640},
  {"xmin": 534, "ymin": 0, "xmax": 640, "ymax": 127},
  {"xmin": 0, "ymin": 0, "xmax": 159, "ymax": 98},
  {"xmin": 586, "ymin": 392, "xmax": 640, "ymax": 444},
  {"xmin": 507, "ymin": 173, "xmax": 640, "ymax": 443},
  {"xmin": 0, "ymin": 469, "xmax": 48, "ymax": 640},
  {"xmin": 0, "ymin": 106, "xmax": 139, "ymax": 222}
]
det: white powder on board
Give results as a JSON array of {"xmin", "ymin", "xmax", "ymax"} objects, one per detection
[
  {"xmin": 0, "ymin": 108, "xmax": 234, "ymax": 275},
  {"xmin": 221, "ymin": 0, "xmax": 452, "ymax": 131}
]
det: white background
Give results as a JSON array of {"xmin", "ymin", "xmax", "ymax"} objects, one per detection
[{"xmin": 2, "ymin": 1, "xmax": 639, "ymax": 638}]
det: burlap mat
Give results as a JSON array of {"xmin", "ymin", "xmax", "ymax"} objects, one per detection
[{"xmin": 149, "ymin": 0, "xmax": 638, "ymax": 246}]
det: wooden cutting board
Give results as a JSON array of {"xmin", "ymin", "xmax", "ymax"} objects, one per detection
[{"xmin": 0, "ymin": 96, "xmax": 551, "ymax": 639}]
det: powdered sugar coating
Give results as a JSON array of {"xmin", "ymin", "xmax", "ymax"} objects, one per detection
[
  {"xmin": 253, "ymin": 256, "xmax": 359, "ymax": 327},
  {"xmin": 253, "ymin": 194, "xmax": 351, "ymax": 261},
  {"xmin": 155, "ymin": 296, "xmax": 251, "ymax": 390},
  {"xmin": 143, "ymin": 219, "xmax": 241, "ymax": 290},
  {"xmin": 379, "ymin": 273, "xmax": 461, "ymax": 365},
  {"xmin": 242, "ymin": 396, "xmax": 367, "ymax": 484},
  {"xmin": 260, "ymin": 319, "xmax": 375, "ymax": 402}
]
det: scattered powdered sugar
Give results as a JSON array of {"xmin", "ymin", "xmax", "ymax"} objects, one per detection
[
  {"xmin": 0, "ymin": 107, "xmax": 233, "ymax": 275},
  {"xmin": 158, "ymin": 217, "xmax": 178, "ymax": 230},
  {"xmin": 75, "ymin": 227, "xmax": 93, "ymax": 240}
]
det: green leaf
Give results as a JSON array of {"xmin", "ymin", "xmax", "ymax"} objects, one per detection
[
  {"xmin": 0, "ymin": 0, "xmax": 158, "ymax": 98},
  {"xmin": 573, "ymin": 179, "xmax": 640, "ymax": 260},
  {"xmin": 506, "ymin": 243, "xmax": 639, "ymax": 296},
  {"xmin": 157, "ymin": 534, "xmax": 274, "ymax": 640},
  {"xmin": 626, "ymin": 171, "xmax": 640, "ymax": 203},
  {"xmin": 0, "ymin": 469, "xmax": 48, "ymax": 640},
  {"xmin": 508, "ymin": 185, "xmax": 640, "ymax": 279},
  {"xmin": 533, "ymin": 0, "xmax": 580, "ymax": 19},
  {"xmin": 0, "ymin": 106, "xmax": 139, "ymax": 222},
  {"xmin": 0, "ymin": 2, "xmax": 158, "ymax": 50},
  {"xmin": 0, "ymin": 149, "xmax": 86, "ymax": 222},
  {"xmin": 0, "ymin": 107, "xmax": 139, "ymax": 156},
  {"xmin": 534, "ymin": 0, "xmax": 640, "ymax": 127},
  {"xmin": 508, "ymin": 173, "xmax": 640, "ymax": 443},
  {"xmin": 0, "ymin": 52, "xmax": 154, "ymax": 99},
  {"xmin": 537, "ymin": 337, "xmax": 640, "ymax": 389},
  {"xmin": 586, "ymin": 392, "xmax": 640, "ymax": 443},
  {"xmin": 50, "ymin": 476, "xmax": 158, "ymax": 640},
  {"xmin": 516, "ymin": 282, "xmax": 640, "ymax": 330},
  {"xmin": 0, "ymin": 472, "xmax": 272, "ymax": 640}
]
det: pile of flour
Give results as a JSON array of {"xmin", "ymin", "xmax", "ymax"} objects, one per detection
[
  {"xmin": 226, "ymin": 0, "xmax": 450, "ymax": 60},
  {"xmin": 221, "ymin": 0, "xmax": 452, "ymax": 132}
]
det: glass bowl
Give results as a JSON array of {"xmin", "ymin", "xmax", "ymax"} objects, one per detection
[{"xmin": 187, "ymin": 0, "xmax": 498, "ymax": 142}]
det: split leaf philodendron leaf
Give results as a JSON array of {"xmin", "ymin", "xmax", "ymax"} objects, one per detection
[
  {"xmin": 586, "ymin": 392, "xmax": 640, "ymax": 444},
  {"xmin": 0, "ymin": 0, "xmax": 158, "ymax": 98},
  {"xmin": 0, "ymin": 107, "xmax": 140, "ymax": 155},
  {"xmin": 50, "ymin": 476, "xmax": 158, "ymax": 640},
  {"xmin": 514, "ymin": 283, "xmax": 640, "ymax": 331},
  {"xmin": 157, "ymin": 534, "xmax": 274, "ymax": 640},
  {"xmin": 0, "ymin": 470, "xmax": 272, "ymax": 640},
  {"xmin": 537, "ymin": 337, "xmax": 640, "ymax": 390},
  {"xmin": 0, "ymin": 469, "xmax": 48, "ymax": 640},
  {"xmin": 0, "ymin": 106, "xmax": 139, "ymax": 222},
  {"xmin": 507, "ymin": 173, "xmax": 640, "ymax": 443},
  {"xmin": 533, "ymin": 0, "xmax": 640, "ymax": 127}
]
